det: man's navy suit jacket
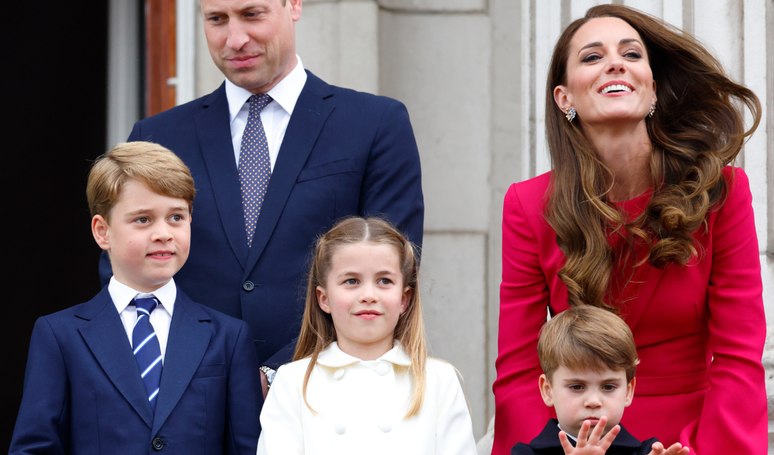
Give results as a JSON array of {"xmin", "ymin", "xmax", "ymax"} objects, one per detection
[
  {"xmin": 102, "ymin": 71, "xmax": 424, "ymax": 367},
  {"xmin": 9, "ymin": 286, "xmax": 263, "ymax": 455}
]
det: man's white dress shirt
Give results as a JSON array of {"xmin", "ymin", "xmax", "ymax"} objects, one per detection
[{"xmin": 226, "ymin": 56, "xmax": 308, "ymax": 171}]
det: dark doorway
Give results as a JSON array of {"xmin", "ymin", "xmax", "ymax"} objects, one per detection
[{"xmin": 3, "ymin": 2, "xmax": 110, "ymax": 449}]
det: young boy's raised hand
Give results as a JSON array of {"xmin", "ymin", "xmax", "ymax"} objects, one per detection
[
  {"xmin": 648, "ymin": 441, "xmax": 690, "ymax": 455},
  {"xmin": 558, "ymin": 416, "xmax": 620, "ymax": 454}
]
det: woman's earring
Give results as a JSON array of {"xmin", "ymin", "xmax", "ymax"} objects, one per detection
[
  {"xmin": 648, "ymin": 102, "xmax": 656, "ymax": 118},
  {"xmin": 565, "ymin": 107, "xmax": 576, "ymax": 122}
]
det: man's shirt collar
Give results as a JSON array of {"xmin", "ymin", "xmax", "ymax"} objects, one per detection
[{"xmin": 225, "ymin": 55, "xmax": 307, "ymax": 124}]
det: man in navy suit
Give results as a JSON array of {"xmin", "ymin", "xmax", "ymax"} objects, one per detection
[
  {"xmin": 11, "ymin": 143, "xmax": 262, "ymax": 454},
  {"xmin": 103, "ymin": 0, "xmax": 424, "ymax": 393}
]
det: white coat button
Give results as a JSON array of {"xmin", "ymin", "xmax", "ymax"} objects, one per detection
[
  {"xmin": 378, "ymin": 423, "xmax": 392, "ymax": 433},
  {"xmin": 333, "ymin": 369, "xmax": 345, "ymax": 379},
  {"xmin": 335, "ymin": 423, "xmax": 346, "ymax": 434},
  {"xmin": 376, "ymin": 363, "xmax": 390, "ymax": 376}
]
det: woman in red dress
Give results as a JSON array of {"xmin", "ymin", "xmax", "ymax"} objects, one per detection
[{"xmin": 492, "ymin": 5, "xmax": 766, "ymax": 455}]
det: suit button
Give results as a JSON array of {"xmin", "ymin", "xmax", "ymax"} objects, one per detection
[
  {"xmin": 379, "ymin": 423, "xmax": 392, "ymax": 433},
  {"xmin": 243, "ymin": 281, "xmax": 255, "ymax": 291},
  {"xmin": 152, "ymin": 437, "xmax": 164, "ymax": 451},
  {"xmin": 335, "ymin": 423, "xmax": 346, "ymax": 434}
]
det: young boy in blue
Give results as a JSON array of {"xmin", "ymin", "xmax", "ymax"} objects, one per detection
[
  {"xmin": 10, "ymin": 142, "xmax": 263, "ymax": 455},
  {"xmin": 511, "ymin": 307, "xmax": 689, "ymax": 455}
]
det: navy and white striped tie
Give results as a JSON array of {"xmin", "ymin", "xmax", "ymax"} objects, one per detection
[{"xmin": 132, "ymin": 297, "xmax": 162, "ymax": 413}]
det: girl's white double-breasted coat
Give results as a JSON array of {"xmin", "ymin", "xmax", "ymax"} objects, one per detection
[{"xmin": 256, "ymin": 342, "xmax": 477, "ymax": 455}]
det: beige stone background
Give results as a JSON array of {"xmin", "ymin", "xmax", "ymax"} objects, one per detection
[{"xmin": 108, "ymin": 0, "xmax": 774, "ymax": 449}]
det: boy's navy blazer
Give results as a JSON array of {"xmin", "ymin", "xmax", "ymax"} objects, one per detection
[
  {"xmin": 102, "ymin": 71, "xmax": 424, "ymax": 368},
  {"xmin": 510, "ymin": 419, "xmax": 658, "ymax": 455},
  {"xmin": 10, "ymin": 285, "xmax": 263, "ymax": 455}
]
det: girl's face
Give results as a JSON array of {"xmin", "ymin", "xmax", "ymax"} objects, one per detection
[
  {"xmin": 553, "ymin": 17, "xmax": 656, "ymax": 128},
  {"xmin": 317, "ymin": 242, "xmax": 411, "ymax": 361}
]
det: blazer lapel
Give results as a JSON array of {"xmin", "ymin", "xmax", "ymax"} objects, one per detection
[
  {"xmin": 244, "ymin": 71, "xmax": 335, "ymax": 273},
  {"xmin": 195, "ymin": 83, "xmax": 250, "ymax": 269},
  {"xmin": 77, "ymin": 287, "xmax": 154, "ymax": 428},
  {"xmin": 151, "ymin": 290, "xmax": 212, "ymax": 435}
]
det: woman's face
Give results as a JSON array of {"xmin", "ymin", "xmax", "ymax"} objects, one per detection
[{"xmin": 554, "ymin": 17, "xmax": 656, "ymax": 128}]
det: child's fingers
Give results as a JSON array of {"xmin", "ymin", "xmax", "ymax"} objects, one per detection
[
  {"xmin": 576, "ymin": 420, "xmax": 593, "ymax": 445},
  {"xmin": 652, "ymin": 442, "xmax": 689, "ymax": 455},
  {"xmin": 558, "ymin": 431, "xmax": 575, "ymax": 454},
  {"xmin": 588, "ymin": 416, "xmax": 606, "ymax": 442},
  {"xmin": 586, "ymin": 416, "xmax": 608, "ymax": 445},
  {"xmin": 648, "ymin": 441, "xmax": 665, "ymax": 455},
  {"xmin": 664, "ymin": 443, "xmax": 689, "ymax": 455},
  {"xmin": 598, "ymin": 424, "xmax": 620, "ymax": 449}
]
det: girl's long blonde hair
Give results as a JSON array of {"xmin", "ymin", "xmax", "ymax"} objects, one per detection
[{"xmin": 294, "ymin": 217, "xmax": 427, "ymax": 418}]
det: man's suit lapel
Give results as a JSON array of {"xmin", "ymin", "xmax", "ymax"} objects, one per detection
[
  {"xmin": 152, "ymin": 289, "xmax": 212, "ymax": 435},
  {"xmin": 77, "ymin": 287, "xmax": 154, "ymax": 428},
  {"xmin": 245, "ymin": 71, "xmax": 335, "ymax": 273},
  {"xmin": 195, "ymin": 83, "xmax": 250, "ymax": 269}
]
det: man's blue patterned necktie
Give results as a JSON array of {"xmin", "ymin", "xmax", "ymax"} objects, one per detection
[{"xmin": 238, "ymin": 94, "xmax": 273, "ymax": 247}]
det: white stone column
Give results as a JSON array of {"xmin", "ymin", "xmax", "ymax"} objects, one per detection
[
  {"xmin": 107, "ymin": 0, "xmax": 141, "ymax": 147},
  {"xmin": 378, "ymin": 1, "xmax": 491, "ymax": 437},
  {"xmin": 297, "ymin": 0, "xmax": 379, "ymax": 94}
]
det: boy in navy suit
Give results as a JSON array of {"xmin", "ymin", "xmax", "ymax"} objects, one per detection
[
  {"xmin": 10, "ymin": 142, "xmax": 263, "ymax": 455},
  {"xmin": 511, "ymin": 307, "xmax": 688, "ymax": 455}
]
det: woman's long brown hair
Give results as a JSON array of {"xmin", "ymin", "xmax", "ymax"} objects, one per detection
[
  {"xmin": 545, "ymin": 4, "xmax": 761, "ymax": 309},
  {"xmin": 294, "ymin": 217, "xmax": 427, "ymax": 418}
]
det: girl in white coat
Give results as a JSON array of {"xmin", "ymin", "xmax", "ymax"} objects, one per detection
[{"xmin": 256, "ymin": 217, "xmax": 477, "ymax": 455}]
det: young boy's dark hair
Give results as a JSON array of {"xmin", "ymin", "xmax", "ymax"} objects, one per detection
[
  {"xmin": 10, "ymin": 142, "xmax": 263, "ymax": 455},
  {"xmin": 511, "ymin": 306, "xmax": 688, "ymax": 455}
]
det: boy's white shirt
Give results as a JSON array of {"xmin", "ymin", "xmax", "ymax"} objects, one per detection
[
  {"xmin": 557, "ymin": 423, "xmax": 579, "ymax": 442},
  {"xmin": 108, "ymin": 276, "xmax": 176, "ymax": 362},
  {"xmin": 256, "ymin": 341, "xmax": 477, "ymax": 455}
]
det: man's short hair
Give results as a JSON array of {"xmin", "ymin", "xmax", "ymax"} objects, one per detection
[
  {"xmin": 87, "ymin": 142, "xmax": 196, "ymax": 220},
  {"xmin": 538, "ymin": 306, "xmax": 639, "ymax": 382}
]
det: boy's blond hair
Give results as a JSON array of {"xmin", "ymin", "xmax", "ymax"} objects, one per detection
[
  {"xmin": 538, "ymin": 306, "xmax": 639, "ymax": 382},
  {"xmin": 87, "ymin": 142, "xmax": 195, "ymax": 219}
]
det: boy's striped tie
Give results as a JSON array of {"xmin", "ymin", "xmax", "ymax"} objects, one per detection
[{"xmin": 132, "ymin": 297, "xmax": 162, "ymax": 412}]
